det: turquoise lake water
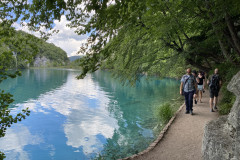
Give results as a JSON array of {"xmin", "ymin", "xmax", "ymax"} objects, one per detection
[{"xmin": 0, "ymin": 69, "xmax": 180, "ymax": 160}]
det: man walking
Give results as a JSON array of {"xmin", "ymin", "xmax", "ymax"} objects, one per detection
[
  {"xmin": 180, "ymin": 68, "xmax": 198, "ymax": 115},
  {"xmin": 207, "ymin": 68, "xmax": 222, "ymax": 112}
]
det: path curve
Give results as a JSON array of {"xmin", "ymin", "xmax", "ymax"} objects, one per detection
[{"xmin": 134, "ymin": 91, "xmax": 219, "ymax": 160}]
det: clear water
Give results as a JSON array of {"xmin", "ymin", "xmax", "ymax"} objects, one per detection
[{"xmin": 0, "ymin": 69, "xmax": 180, "ymax": 160}]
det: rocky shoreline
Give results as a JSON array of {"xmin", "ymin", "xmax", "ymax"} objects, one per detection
[{"xmin": 202, "ymin": 71, "xmax": 240, "ymax": 160}]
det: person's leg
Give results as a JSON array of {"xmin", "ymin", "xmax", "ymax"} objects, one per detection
[
  {"xmin": 209, "ymin": 90, "xmax": 214, "ymax": 112},
  {"xmin": 215, "ymin": 97, "xmax": 218, "ymax": 106},
  {"xmin": 185, "ymin": 92, "xmax": 190, "ymax": 113},
  {"xmin": 210, "ymin": 98, "xmax": 214, "ymax": 111},
  {"xmin": 194, "ymin": 93, "xmax": 198, "ymax": 104},
  {"xmin": 189, "ymin": 91, "xmax": 194, "ymax": 114},
  {"xmin": 200, "ymin": 90, "xmax": 202, "ymax": 102},
  {"xmin": 197, "ymin": 89, "xmax": 200, "ymax": 101},
  {"xmin": 214, "ymin": 96, "xmax": 218, "ymax": 110},
  {"xmin": 213, "ymin": 90, "xmax": 219, "ymax": 110},
  {"xmin": 197, "ymin": 85, "xmax": 201, "ymax": 102}
]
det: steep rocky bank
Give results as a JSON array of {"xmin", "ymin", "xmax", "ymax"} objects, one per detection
[
  {"xmin": 202, "ymin": 71, "xmax": 240, "ymax": 160},
  {"xmin": 33, "ymin": 56, "xmax": 50, "ymax": 67}
]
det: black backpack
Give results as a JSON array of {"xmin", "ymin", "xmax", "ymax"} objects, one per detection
[{"xmin": 209, "ymin": 75, "xmax": 219, "ymax": 90}]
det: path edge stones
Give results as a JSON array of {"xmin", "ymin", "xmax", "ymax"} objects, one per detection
[{"xmin": 120, "ymin": 103, "xmax": 185, "ymax": 160}]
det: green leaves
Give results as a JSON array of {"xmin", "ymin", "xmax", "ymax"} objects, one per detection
[
  {"xmin": 0, "ymin": 88, "xmax": 31, "ymax": 138},
  {"xmin": 0, "ymin": 28, "xmax": 31, "ymax": 159},
  {"xmin": 0, "ymin": 87, "xmax": 31, "ymax": 159},
  {"xmin": 1, "ymin": 0, "xmax": 240, "ymax": 82}
]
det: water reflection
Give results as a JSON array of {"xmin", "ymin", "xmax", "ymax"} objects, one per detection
[
  {"xmin": 0, "ymin": 124, "xmax": 43, "ymax": 160},
  {"xmin": 64, "ymin": 107, "xmax": 118, "ymax": 154},
  {"xmin": 0, "ymin": 69, "xmax": 180, "ymax": 160},
  {"xmin": 0, "ymin": 69, "xmax": 69, "ymax": 105},
  {"xmin": 2, "ymin": 71, "xmax": 119, "ymax": 159},
  {"xmin": 91, "ymin": 71, "xmax": 180, "ymax": 158}
]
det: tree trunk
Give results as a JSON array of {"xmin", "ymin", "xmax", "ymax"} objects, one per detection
[
  {"xmin": 186, "ymin": 58, "xmax": 211, "ymax": 72},
  {"xmin": 204, "ymin": 57, "xmax": 212, "ymax": 69},
  {"xmin": 205, "ymin": 1, "xmax": 233, "ymax": 63},
  {"xmin": 223, "ymin": 30, "xmax": 240, "ymax": 60},
  {"xmin": 225, "ymin": 13, "xmax": 240, "ymax": 57},
  {"xmin": 217, "ymin": 39, "xmax": 232, "ymax": 62}
]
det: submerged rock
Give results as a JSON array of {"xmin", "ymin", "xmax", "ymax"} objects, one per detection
[{"xmin": 202, "ymin": 71, "xmax": 240, "ymax": 160}]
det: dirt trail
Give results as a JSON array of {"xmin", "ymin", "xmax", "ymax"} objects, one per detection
[{"xmin": 135, "ymin": 91, "xmax": 219, "ymax": 160}]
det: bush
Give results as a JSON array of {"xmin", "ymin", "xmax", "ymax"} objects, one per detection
[
  {"xmin": 219, "ymin": 103, "xmax": 234, "ymax": 115},
  {"xmin": 155, "ymin": 103, "xmax": 174, "ymax": 124},
  {"xmin": 219, "ymin": 83, "xmax": 236, "ymax": 115}
]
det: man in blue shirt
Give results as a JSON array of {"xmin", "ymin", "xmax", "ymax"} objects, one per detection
[{"xmin": 180, "ymin": 68, "xmax": 198, "ymax": 115}]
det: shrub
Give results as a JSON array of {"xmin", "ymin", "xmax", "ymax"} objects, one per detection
[
  {"xmin": 219, "ymin": 103, "xmax": 234, "ymax": 115},
  {"xmin": 155, "ymin": 103, "xmax": 174, "ymax": 124}
]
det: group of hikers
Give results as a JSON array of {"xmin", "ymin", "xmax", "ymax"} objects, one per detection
[{"xmin": 180, "ymin": 68, "xmax": 222, "ymax": 115}]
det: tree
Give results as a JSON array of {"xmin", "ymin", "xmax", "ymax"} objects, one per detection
[
  {"xmin": 1, "ymin": 0, "xmax": 240, "ymax": 78},
  {"xmin": 0, "ymin": 69, "xmax": 30, "ymax": 159},
  {"xmin": 0, "ymin": 18, "xmax": 33, "ymax": 160}
]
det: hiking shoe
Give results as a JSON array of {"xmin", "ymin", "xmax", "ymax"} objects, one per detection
[
  {"xmin": 190, "ymin": 111, "xmax": 193, "ymax": 115},
  {"xmin": 214, "ymin": 106, "xmax": 218, "ymax": 110},
  {"xmin": 185, "ymin": 111, "xmax": 190, "ymax": 114},
  {"xmin": 211, "ymin": 109, "xmax": 215, "ymax": 112},
  {"xmin": 195, "ymin": 99, "xmax": 197, "ymax": 104}
]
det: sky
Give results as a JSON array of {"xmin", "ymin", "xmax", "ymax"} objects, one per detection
[
  {"xmin": 13, "ymin": 15, "xmax": 88, "ymax": 57},
  {"xmin": 11, "ymin": 1, "xmax": 117, "ymax": 57}
]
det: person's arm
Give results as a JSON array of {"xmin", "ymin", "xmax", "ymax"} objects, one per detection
[
  {"xmin": 203, "ymin": 78, "xmax": 205, "ymax": 89},
  {"xmin": 196, "ymin": 77, "xmax": 200, "ymax": 83},
  {"xmin": 180, "ymin": 82, "xmax": 183, "ymax": 95},
  {"xmin": 193, "ymin": 77, "xmax": 198, "ymax": 96},
  {"xmin": 194, "ymin": 82, "xmax": 198, "ymax": 96},
  {"xmin": 207, "ymin": 75, "xmax": 211, "ymax": 85}
]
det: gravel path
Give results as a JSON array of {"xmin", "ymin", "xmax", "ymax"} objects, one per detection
[{"xmin": 135, "ymin": 92, "xmax": 219, "ymax": 160}]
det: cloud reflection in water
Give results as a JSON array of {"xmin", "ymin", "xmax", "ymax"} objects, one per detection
[
  {"xmin": 11, "ymin": 72, "xmax": 119, "ymax": 157},
  {"xmin": 0, "ymin": 124, "xmax": 43, "ymax": 160}
]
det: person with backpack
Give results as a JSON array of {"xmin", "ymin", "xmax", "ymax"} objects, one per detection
[
  {"xmin": 207, "ymin": 68, "xmax": 222, "ymax": 112},
  {"xmin": 180, "ymin": 68, "xmax": 198, "ymax": 115}
]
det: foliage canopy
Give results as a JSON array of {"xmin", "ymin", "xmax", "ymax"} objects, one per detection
[{"xmin": 1, "ymin": 0, "xmax": 240, "ymax": 81}]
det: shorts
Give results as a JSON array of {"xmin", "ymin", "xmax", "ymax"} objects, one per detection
[
  {"xmin": 198, "ymin": 85, "xmax": 203, "ymax": 91},
  {"xmin": 209, "ymin": 89, "xmax": 219, "ymax": 98}
]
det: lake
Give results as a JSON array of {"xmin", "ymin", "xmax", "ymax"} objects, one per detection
[{"xmin": 0, "ymin": 69, "xmax": 180, "ymax": 160}]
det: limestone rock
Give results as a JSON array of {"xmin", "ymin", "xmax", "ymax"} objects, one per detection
[
  {"xmin": 34, "ymin": 56, "xmax": 50, "ymax": 67},
  {"xmin": 202, "ymin": 71, "xmax": 240, "ymax": 160}
]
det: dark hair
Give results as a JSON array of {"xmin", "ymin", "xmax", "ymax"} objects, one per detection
[{"xmin": 192, "ymin": 70, "xmax": 197, "ymax": 74}]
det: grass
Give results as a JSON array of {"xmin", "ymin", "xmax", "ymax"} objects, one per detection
[
  {"xmin": 155, "ymin": 103, "xmax": 173, "ymax": 124},
  {"xmin": 154, "ymin": 96, "xmax": 184, "ymax": 125},
  {"xmin": 218, "ymin": 83, "xmax": 236, "ymax": 115}
]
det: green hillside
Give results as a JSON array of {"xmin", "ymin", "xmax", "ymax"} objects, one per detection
[
  {"xmin": 0, "ymin": 30, "xmax": 69, "ymax": 68},
  {"xmin": 68, "ymin": 55, "xmax": 83, "ymax": 62}
]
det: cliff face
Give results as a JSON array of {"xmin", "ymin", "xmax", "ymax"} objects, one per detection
[
  {"xmin": 202, "ymin": 71, "xmax": 240, "ymax": 160},
  {"xmin": 33, "ymin": 56, "xmax": 50, "ymax": 67}
]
